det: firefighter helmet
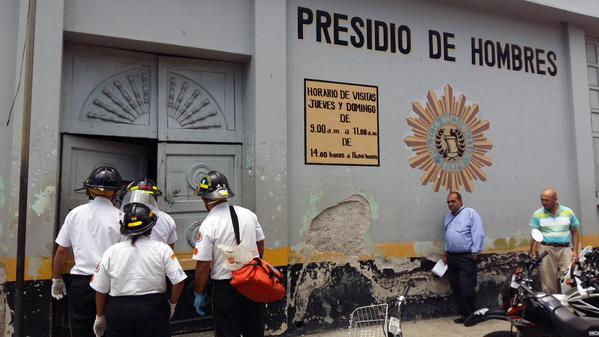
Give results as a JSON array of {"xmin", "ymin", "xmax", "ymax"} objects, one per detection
[
  {"xmin": 126, "ymin": 178, "xmax": 162, "ymax": 197},
  {"xmin": 196, "ymin": 171, "xmax": 234, "ymax": 200},
  {"xmin": 120, "ymin": 202, "xmax": 157, "ymax": 236},
  {"xmin": 78, "ymin": 166, "xmax": 122, "ymax": 191}
]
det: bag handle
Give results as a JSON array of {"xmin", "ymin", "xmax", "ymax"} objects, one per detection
[{"xmin": 229, "ymin": 205, "xmax": 241, "ymax": 245}]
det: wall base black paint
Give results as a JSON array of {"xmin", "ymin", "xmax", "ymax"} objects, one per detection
[
  {"xmin": 4, "ymin": 280, "xmax": 52, "ymax": 337},
  {"xmin": 3, "ymin": 254, "xmax": 519, "ymax": 336}
]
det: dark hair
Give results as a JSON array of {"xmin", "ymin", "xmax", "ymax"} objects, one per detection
[
  {"xmin": 448, "ymin": 191, "xmax": 462, "ymax": 201},
  {"xmin": 130, "ymin": 228, "xmax": 153, "ymax": 246}
]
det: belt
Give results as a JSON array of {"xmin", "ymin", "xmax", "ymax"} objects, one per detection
[
  {"xmin": 70, "ymin": 274, "xmax": 92, "ymax": 280},
  {"xmin": 211, "ymin": 278, "xmax": 232, "ymax": 284},
  {"xmin": 541, "ymin": 242, "xmax": 569, "ymax": 247}
]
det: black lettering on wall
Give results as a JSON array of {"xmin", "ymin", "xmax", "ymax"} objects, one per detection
[
  {"xmin": 484, "ymin": 40, "xmax": 496, "ymax": 67},
  {"xmin": 333, "ymin": 13, "xmax": 348, "ymax": 46},
  {"xmin": 374, "ymin": 20, "xmax": 388, "ymax": 51},
  {"xmin": 443, "ymin": 32, "xmax": 456, "ymax": 62},
  {"xmin": 297, "ymin": 7, "xmax": 313, "ymax": 39},
  {"xmin": 429, "ymin": 30, "xmax": 442, "ymax": 59},
  {"xmin": 397, "ymin": 25, "xmax": 411, "ymax": 54},
  {"xmin": 523, "ymin": 46, "xmax": 535, "ymax": 73},
  {"xmin": 366, "ymin": 19, "xmax": 373, "ymax": 50},
  {"xmin": 497, "ymin": 42, "xmax": 511, "ymax": 69},
  {"xmin": 350, "ymin": 17, "xmax": 364, "ymax": 48},
  {"xmin": 390, "ymin": 23, "xmax": 397, "ymax": 53},
  {"xmin": 471, "ymin": 38, "xmax": 483, "ymax": 65},
  {"xmin": 512, "ymin": 45, "xmax": 522, "ymax": 71},
  {"xmin": 316, "ymin": 10, "xmax": 332, "ymax": 43},
  {"xmin": 547, "ymin": 51, "xmax": 558, "ymax": 76},
  {"xmin": 535, "ymin": 48, "xmax": 546, "ymax": 75}
]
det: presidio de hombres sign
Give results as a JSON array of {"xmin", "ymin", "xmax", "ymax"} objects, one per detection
[{"xmin": 304, "ymin": 79, "xmax": 379, "ymax": 166}]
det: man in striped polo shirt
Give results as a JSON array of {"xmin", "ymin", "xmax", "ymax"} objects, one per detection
[{"xmin": 529, "ymin": 188, "xmax": 581, "ymax": 294}]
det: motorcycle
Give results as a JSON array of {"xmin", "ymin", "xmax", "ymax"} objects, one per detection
[
  {"xmin": 465, "ymin": 229, "xmax": 599, "ymax": 337},
  {"xmin": 560, "ymin": 246, "xmax": 599, "ymax": 318}
]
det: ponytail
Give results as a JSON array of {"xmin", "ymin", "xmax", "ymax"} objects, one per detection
[{"xmin": 130, "ymin": 228, "xmax": 153, "ymax": 246}]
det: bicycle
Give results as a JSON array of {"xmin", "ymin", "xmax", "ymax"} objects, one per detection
[{"xmin": 348, "ymin": 279, "xmax": 413, "ymax": 337}]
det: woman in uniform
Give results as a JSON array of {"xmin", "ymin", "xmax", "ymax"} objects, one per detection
[{"xmin": 90, "ymin": 200, "xmax": 187, "ymax": 337}]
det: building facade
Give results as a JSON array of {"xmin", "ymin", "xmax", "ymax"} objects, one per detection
[{"xmin": 1, "ymin": 0, "xmax": 599, "ymax": 335}]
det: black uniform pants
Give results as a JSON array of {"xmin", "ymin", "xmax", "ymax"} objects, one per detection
[
  {"xmin": 447, "ymin": 253, "xmax": 478, "ymax": 318},
  {"xmin": 212, "ymin": 279, "xmax": 265, "ymax": 337},
  {"xmin": 68, "ymin": 275, "xmax": 95, "ymax": 337},
  {"xmin": 105, "ymin": 293, "xmax": 170, "ymax": 337}
]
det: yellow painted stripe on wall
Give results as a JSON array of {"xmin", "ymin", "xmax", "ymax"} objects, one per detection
[
  {"xmin": 582, "ymin": 234, "xmax": 599, "ymax": 247},
  {"xmin": 0, "ymin": 257, "xmax": 53, "ymax": 282},
  {"xmin": 3, "ymin": 236, "xmax": 598, "ymax": 282}
]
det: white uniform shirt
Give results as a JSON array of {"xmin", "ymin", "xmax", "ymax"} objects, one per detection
[
  {"xmin": 150, "ymin": 210, "xmax": 177, "ymax": 245},
  {"xmin": 90, "ymin": 236, "xmax": 187, "ymax": 296},
  {"xmin": 192, "ymin": 202, "xmax": 265, "ymax": 280},
  {"xmin": 55, "ymin": 197, "xmax": 121, "ymax": 275}
]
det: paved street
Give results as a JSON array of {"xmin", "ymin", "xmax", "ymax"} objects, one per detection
[{"xmin": 175, "ymin": 317, "xmax": 512, "ymax": 337}]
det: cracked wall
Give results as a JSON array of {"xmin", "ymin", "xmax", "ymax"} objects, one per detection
[
  {"xmin": 286, "ymin": 194, "xmax": 523, "ymax": 334},
  {"xmin": 0, "ymin": 267, "xmax": 13, "ymax": 337}
]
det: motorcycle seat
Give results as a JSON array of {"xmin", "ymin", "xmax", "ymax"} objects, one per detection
[{"xmin": 552, "ymin": 306, "xmax": 599, "ymax": 337}]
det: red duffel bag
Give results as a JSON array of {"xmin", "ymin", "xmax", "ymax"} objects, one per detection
[
  {"xmin": 230, "ymin": 257, "xmax": 285, "ymax": 303},
  {"xmin": 227, "ymin": 206, "xmax": 285, "ymax": 303}
]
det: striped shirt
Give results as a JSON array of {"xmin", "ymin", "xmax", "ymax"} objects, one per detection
[{"xmin": 529, "ymin": 205, "xmax": 580, "ymax": 244}]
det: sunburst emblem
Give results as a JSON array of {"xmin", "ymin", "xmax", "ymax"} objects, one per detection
[{"xmin": 404, "ymin": 85, "xmax": 493, "ymax": 192}]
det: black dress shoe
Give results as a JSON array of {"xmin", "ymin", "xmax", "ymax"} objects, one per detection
[{"xmin": 454, "ymin": 317, "xmax": 465, "ymax": 324}]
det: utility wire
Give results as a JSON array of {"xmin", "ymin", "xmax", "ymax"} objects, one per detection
[{"xmin": 6, "ymin": 1, "xmax": 30, "ymax": 126}]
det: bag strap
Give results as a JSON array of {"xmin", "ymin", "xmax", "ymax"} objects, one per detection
[{"xmin": 229, "ymin": 205, "xmax": 241, "ymax": 245}]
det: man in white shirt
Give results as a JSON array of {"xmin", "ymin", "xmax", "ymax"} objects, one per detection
[
  {"xmin": 51, "ymin": 166, "xmax": 122, "ymax": 337},
  {"xmin": 192, "ymin": 171, "xmax": 265, "ymax": 337}
]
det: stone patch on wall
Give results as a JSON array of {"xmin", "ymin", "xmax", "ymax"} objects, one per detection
[{"xmin": 304, "ymin": 195, "xmax": 371, "ymax": 256}]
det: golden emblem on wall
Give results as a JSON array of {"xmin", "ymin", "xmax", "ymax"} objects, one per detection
[{"xmin": 404, "ymin": 85, "xmax": 493, "ymax": 192}]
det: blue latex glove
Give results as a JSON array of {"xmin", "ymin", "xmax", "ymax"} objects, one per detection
[{"xmin": 194, "ymin": 292, "xmax": 206, "ymax": 316}]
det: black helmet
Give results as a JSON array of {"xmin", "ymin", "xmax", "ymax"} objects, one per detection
[
  {"xmin": 78, "ymin": 166, "xmax": 122, "ymax": 191},
  {"xmin": 126, "ymin": 178, "xmax": 162, "ymax": 197},
  {"xmin": 120, "ymin": 202, "xmax": 157, "ymax": 236},
  {"xmin": 196, "ymin": 170, "xmax": 234, "ymax": 200}
]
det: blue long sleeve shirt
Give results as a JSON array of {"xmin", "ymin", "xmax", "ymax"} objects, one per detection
[{"xmin": 444, "ymin": 207, "xmax": 485, "ymax": 254}]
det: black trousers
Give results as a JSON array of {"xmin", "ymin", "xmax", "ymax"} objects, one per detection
[
  {"xmin": 212, "ymin": 279, "xmax": 265, "ymax": 337},
  {"xmin": 105, "ymin": 293, "xmax": 170, "ymax": 337},
  {"xmin": 447, "ymin": 253, "xmax": 478, "ymax": 318},
  {"xmin": 68, "ymin": 275, "xmax": 95, "ymax": 337}
]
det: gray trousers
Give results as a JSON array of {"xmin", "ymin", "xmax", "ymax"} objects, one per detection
[{"xmin": 538, "ymin": 244, "xmax": 572, "ymax": 294}]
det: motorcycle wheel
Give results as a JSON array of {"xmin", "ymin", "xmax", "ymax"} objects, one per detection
[{"xmin": 483, "ymin": 331, "xmax": 516, "ymax": 337}]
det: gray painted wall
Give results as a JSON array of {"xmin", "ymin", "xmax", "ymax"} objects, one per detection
[
  {"xmin": 0, "ymin": 0, "xmax": 597, "ymax": 272},
  {"xmin": 63, "ymin": 0, "xmax": 253, "ymax": 58},
  {"xmin": 286, "ymin": 0, "xmax": 593, "ymax": 255},
  {"xmin": 0, "ymin": 0, "xmax": 22, "ymax": 261}
]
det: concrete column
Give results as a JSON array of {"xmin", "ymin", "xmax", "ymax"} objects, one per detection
[
  {"xmin": 9, "ymin": 0, "xmax": 64, "ymax": 274},
  {"xmin": 252, "ymin": 0, "xmax": 288, "ymax": 253},
  {"xmin": 563, "ymin": 22, "xmax": 598, "ymax": 232}
]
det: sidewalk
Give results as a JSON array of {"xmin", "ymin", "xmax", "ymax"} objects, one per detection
[{"xmin": 176, "ymin": 317, "xmax": 512, "ymax": 337}]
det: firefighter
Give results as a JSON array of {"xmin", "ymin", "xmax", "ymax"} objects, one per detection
[
  {"xmin": 124, "ymin": 178, "xmax": 177, "ymax": 248},
  {"xmin": 91, "ymin": 201, "xmax": 187, "ymax": 337},
  {"xmin": 51, "ymin": 166, "xmax": 122, "ymax": 337},
  {"xmin": 192, "ymin": 170, "xmax": 266, "ymax": 337}
]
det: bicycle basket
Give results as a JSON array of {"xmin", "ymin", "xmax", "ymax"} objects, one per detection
[{"xmin": 348, "ymin": 303, "xmax": 388, "ymax": 337}]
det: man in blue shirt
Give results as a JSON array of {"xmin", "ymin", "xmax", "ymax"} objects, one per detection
[{"xmin": 443, "ymin": 192, "xmax": 485, "ymax": 324}]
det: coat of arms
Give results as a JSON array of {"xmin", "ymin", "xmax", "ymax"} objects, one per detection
[{"xmin": 404, "ymin": 85, "xmax": 493, "ymax": 192}]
